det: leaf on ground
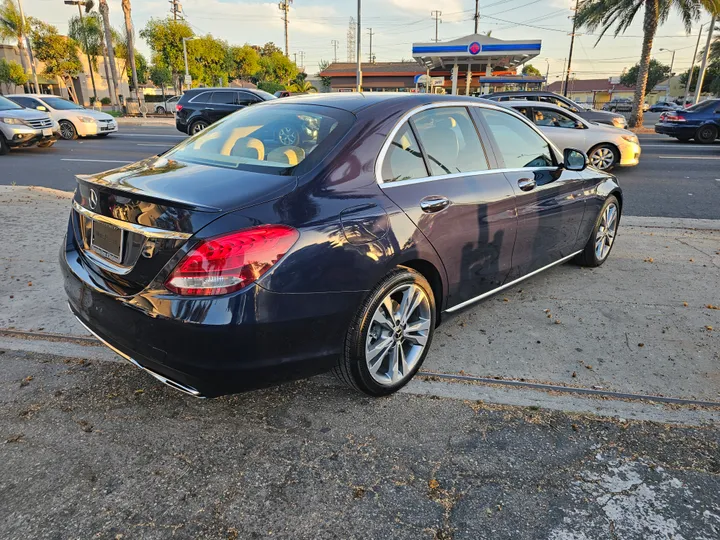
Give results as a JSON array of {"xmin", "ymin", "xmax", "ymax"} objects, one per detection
[
  {"xmin": 5, "ymin": 434, "xmax": 24, "ymax": 443},
  {"xmin": 706, "ymin": 326, "xmax": 714, "ymax": 331},
  {"xmin": 571, "ymin": 371, "xmax": 577, "ymax": 378},
  {"xmin": 683, "ymin": 302, "xmax": 688, "ymax": 307},
  {"xmin": 428, "ymin": 479, "xmax": 440, "ymax": 490},
  {"xmin": 707, "ymin": 304, "xmax": 719, "ymax": 310},
  {"xmin": 20, "ymin": 376, "xmax": 33, "ymax": 387},
  {"xmin": 643, "ymin": 257, "xmax": 654, "ymax": 263},
  {"xmin": 638, "ymin": 343, "xmax": 644, "ymax": 347}
]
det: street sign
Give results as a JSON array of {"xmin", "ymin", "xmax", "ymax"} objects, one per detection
[{"xmin": 184, "ymin": 74, "xmax": 192, "ymax": 86}]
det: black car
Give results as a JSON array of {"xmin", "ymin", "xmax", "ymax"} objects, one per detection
[
  {"xmin": 175, "ymin": 87, "xmax": 277, "ymax": 135},
  {"xmin": 62, "ymin": 93, "xmax": 622, "ymax": 398},
  {"xmin": 484, "ymin": 91, "xmax": 628, "ymax": 129},
  {"xmin": 649, "ymin": 101, "xmax": 679, "ymax": 113}
]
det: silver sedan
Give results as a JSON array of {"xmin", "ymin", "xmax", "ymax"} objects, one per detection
[{"xmin": 502, "ymin": 100, "xmax": 641, "ymax": 171}]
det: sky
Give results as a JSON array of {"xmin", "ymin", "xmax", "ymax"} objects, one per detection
[{"xmin": 20, "ymin": 0, "xmax": 716, "ymax": 83}]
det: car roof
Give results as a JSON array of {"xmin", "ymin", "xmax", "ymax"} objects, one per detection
[
  {"xmin": 184, "ymin": 87, "xmax": 262, "ymax": 94},
  {"xmin": 7, "ymin": 93, "xmax": 64, "ymax": 98},
  {"xmin": 275, "ymin": 92, "xmax": 496, "ymax": 114},
  {"xmin": 485, "ymin": 90, "xmax": 558, "ymax": 97}
]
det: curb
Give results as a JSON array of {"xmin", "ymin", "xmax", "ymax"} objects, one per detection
[
  {"xmin": 623, "ymin": 216, "xmax": 720, "ymax": 231},
  {"xmin": 115, "ymin": 117, "xmax": 175, "ymax": 126}
]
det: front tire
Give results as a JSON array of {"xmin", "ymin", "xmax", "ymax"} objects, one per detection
[
  {"xmin": 0, "ymin": 134, "xmax": 9, "ymax": 155},
  {"xmin": 694, "ymin": 125, "xmax": 717, "ymax": 144},
  {"xmin": 575, "ymin": 195, "xmax": 620, "ymax": 267},
  {"xmin": 334, "ymin": 267, "xmax": 436, "ymax": 396},
  {"xmin": 588, "ymin": 144, "xmax": 618, "ymax": 171},
  {"xmin": 59, "ymin": 120, "xmax": 77, "ymax": 140}
]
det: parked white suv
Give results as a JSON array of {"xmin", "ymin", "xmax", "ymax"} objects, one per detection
[
  {"xmin": 7, "ymin": 94, "xmax": 118, "ymax": 140},
  {"xmin": 0, "ymin": 95, "xmax": 59, "ymax": 155},
  {"xmin": 154, "ymin": 95, "xmax": 180, "ymax": 114}
]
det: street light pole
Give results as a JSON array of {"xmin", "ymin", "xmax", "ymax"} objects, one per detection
[
  {"xmin": 65, "ymin": 0, "xmax": 98, "ymax": 104},
  {"xmin": 356, "ymin": 0, "xmax": 362, "ymax": 92},
  {"xmin": 683, "ymin": 22, "xmax": 706, "ymax": 108},
  {"xmin": 16, "ymin": 0, "xmax": 39, "ymax": 93},
  {"xmin": 659, "ymin": 48, "xmax": 676, "ymax": 102},
  {"xmin": 694, "ymin": 15, "xmax": 716, "ymax": 104},
  {"xmin": 182, "ymin": 37, "xmax": 195, "ymax": 92}
]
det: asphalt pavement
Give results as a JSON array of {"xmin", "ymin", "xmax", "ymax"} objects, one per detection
[{"xmin": 1, "ymin": 124, "xmax": 718, "ymax": 219}]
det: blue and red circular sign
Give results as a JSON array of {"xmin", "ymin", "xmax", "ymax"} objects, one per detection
[{"xmin": 468, "ymin": 42, "xmax": 482, "ymax": 55}]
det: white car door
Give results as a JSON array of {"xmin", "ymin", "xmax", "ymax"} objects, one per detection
[{"xmin": 530, "ymin": 106, "xmax": 588, "ymax": 153}]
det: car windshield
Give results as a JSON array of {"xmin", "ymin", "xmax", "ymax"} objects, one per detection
[
  {"xmin": 0, "ymin": 95, "xmax": 22, "ymax": 111},
  {"xmin": 41, "ymin": 97, "xmax": 84, "ymax": 110},
  {"xmin": 255, "ymin": 89, "xmax": 277, "ymax": 100},
  {"xmin": 165, "ymin": 103, "xmax": 352, "ymax": 173}
]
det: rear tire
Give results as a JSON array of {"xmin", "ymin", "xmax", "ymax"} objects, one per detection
[
  {"xmin": 333, "ymin": 267, "xmax": 436, "ymax": 396},
  {"xmin": 0, "ymin": 134, "xmax": 9, "ymax": 155},
  {"xmin": 575, "ymin": 195, "xmax": 620, "ymax": 267},
  {"xmin": 190, "ymin": 120, "xmax": 208, "ymax": 135},
  {"xmin": 59, "ymin": 120, "xmax": 77, "ymax": 140},
  {"xmin": 694, "ymin": 125, "xmax": 717, "ymax": 144},
  {"xmin": 155, "ymin": 106, "xmax": 166, "ymax": 114}
]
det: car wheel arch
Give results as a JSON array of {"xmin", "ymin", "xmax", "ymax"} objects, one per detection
[
  {"xmin": 588, "ymin": 141, "xmax": 620, "ymax": 161},
  {"xmin": 396, "ymin": 259, "xmax": 445, "ymax": 326}
]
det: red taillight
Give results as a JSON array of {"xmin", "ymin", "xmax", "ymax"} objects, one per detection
[
  {"xmin": 175, "ymin": 104, "xmax": 183, "ymax": 112},
  {"xmin": 165, "ymin": 225, "xmax": 299, "ymax": 296},
  {"xmin": 664, "ymin": 114, "xmax": 686, "ymax": 122}
]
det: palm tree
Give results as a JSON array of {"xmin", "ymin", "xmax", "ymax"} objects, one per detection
[
  {"xmin": 577, "ymin": 0, "xmax": 720, "ymax": 127},
  {"xmin": 68, "ymin": 10, "xmax": 103, "ymax": 103},
  {"xmin": 0, "ymin": 0, "xmax": 32, "ymax": 88},
  {"xmin": 289, "ymin": 80, "xmax": 317, "ymax": 93},
  {"xmin": 121, "ymin": 0, "xmax": 139, "ymax": 103},
  {"xmin": 98, "ymin": 0, "xmax": 120, "ymax": 109}
]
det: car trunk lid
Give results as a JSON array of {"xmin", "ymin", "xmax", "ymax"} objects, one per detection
[{"xmin": 71, "ymin": 156, "xmax": 297, "ymax": 295}]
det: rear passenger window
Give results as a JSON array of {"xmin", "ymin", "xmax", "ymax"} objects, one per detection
[
  {"xmin": 191, "ymin": 91, "xmax": 212, "ymax": 103},
  {"xmin": 479, "ymin": 108, "xmax": 554, "ymax": 169},
  {"xmin": 411, "ymin": 107, "xmax": 489, "ymax": 176},
  {"xmin": 210, "ymin": 92, "xmax": 236, "ymax": 104},
  {"xmin": 381, "ymin": 124, "xmax": 428, "ymax": 183}
]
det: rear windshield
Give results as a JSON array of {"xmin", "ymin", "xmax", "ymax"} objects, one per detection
[
  {"xmin": 685, "ymin": 100, "xmax": 717, "ymax": 112},
  {"xmin": 165, "ymin": 103, "xmax": 353, "ymax": 173}
]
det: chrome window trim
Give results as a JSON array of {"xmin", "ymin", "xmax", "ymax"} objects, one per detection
[
  {"xmin": 375, "ymin": 100, "xmax": 561, "ymax": 187},
  {"xmin": 72, "ymin": 200, "xmax": 193, "ymax": 240},
  {"xmin": 445, "ymin": 250, "xmax": 583, "ymax": 313}
]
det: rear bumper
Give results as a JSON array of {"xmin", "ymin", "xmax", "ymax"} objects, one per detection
[
  {"xmin": 60, "ymin": 228, "xmax": 363, "ymax": 397},
  {"xmin": 175, "ymin": 117, "xmax": 189, "ymax": 134},
  {"xmin": 654, "ymin": 123, "xmax": 695, "ymax": 138}
]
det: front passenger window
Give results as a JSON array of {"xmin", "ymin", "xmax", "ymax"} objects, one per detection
[
  {"xmin": 381, "ymin": 124, "xmax": 428, "ymax": 183},
  {"xmin": 479, "ymin": 108, "xmax": 554, "ymax": 169}
]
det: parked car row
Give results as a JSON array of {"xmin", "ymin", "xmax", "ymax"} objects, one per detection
[
  {"xmin": 0, "ymin": 93, "xmax": 118, "ymax": 155},
  {"xmin": 654, "ymin": 99, "xmax": 720, "ymax": 143}
]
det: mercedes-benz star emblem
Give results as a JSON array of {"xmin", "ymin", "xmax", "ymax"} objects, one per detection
[{"xmin": 89, "ymin": 189, "xmax": 98, "ymax": 210}]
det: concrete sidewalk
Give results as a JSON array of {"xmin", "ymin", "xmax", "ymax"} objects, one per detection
[{"xmin": 1, "ymin": 186, "xmax": 718, "ymax": 407}]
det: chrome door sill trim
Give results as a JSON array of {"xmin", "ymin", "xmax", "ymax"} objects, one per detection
[
  {"xmin": 445, "ymin": 250, "xmax": 583, "ymax": 313},
  {"xmin": 73, "ymin": 200, "xmax": 193, "ymax": 240},
  {"xmin": 71, "ymin": 308, "xmax": 204, "ymax": 398}
]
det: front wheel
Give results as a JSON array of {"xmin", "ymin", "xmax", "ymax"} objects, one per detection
[
  {"xmin": 694, "ymin": 125, "xmax": 717, "ymax": 144},
  {"xmin": 59, "ymin": 120, "xmax": 77, "ymax": 140},
  {"xmin": 575, "ymin": 195, "xmax": 620, "ymax": 267},
  {"xmin": 334, "ymin": 267, "xmax": 436, "ymax": 396},
  {"xmin": 588, "ymin": 144, "xmax": 618, "ymax": 171}
]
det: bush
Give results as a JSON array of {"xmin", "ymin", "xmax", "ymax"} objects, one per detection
[
  {"xmin": 100, "ymin": 97, "xmax": 111, "ymax": 105},
  {"xmin": 257, "ymin": 81, "xmax": 285, "ymax": 94}
]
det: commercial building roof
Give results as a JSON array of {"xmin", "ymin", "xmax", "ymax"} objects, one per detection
[{"xmin": 546, "ymin": 78, "xmax": 634, "ymax": 93}]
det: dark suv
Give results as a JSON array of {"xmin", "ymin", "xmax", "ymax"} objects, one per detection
[
  {"xmin": 484, "ymin": 90, "xmax": 628, "ymax": 129},
  {"xmin": 175, "ymin": 88, "xmax": 277, "ymax": 135},
  {"xmin": 603, "ymin": 98, "xmax": 633, "ymax": 112}
]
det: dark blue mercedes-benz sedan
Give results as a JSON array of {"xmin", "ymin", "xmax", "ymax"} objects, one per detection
[{"xmin": 61, "ymin": 93, "xmax": 622, "ymax": 398}]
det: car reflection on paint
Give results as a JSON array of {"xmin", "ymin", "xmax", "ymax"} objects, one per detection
[{"xmin": 61, "ymin": 93, "xmax": 622, "ymax": 398}]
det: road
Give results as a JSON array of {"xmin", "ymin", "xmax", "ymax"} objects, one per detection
[{"xmin": 1, "ymin": 124, "xmax": 718, "ymax": 219}]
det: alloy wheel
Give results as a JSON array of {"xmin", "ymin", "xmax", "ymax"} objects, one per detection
[
  {"xmin": 278, "ymin": 126, "xmax": 298, "ymax": 145},
  {"xmin": 191, "ymin": 121, "xmax": 207, "ymax": 135},
  {"xmin": 60, "ymin": 121, "xmax": 76, "ymax": 140},
  {"xmin": 365, "ymin": 283, "xmax": 431, "ymax": 386},
  {"xmin": 595, "ymin": 202, "xmax": 618, "ymax": 261},
  {"xmin": 589, "ymin": 146, "xmax": 615, "ymax": 170}
]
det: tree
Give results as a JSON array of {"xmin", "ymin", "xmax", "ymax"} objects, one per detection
[
  {"xmin": 576, "ymin": 0, "xmax": 720, "ymax": 128},
  {"xmin": 522, "ymin": 64, "xmax": 542, "ymax": 76},
  {"xmin": 317, "ymin": 59, "xmax": 332, "ymax": 89},
  {"xmin": 99, "ymin": 0, "xmax": 120, "ymax": 108},
  {"xmin": 134, "ymin": 51, "xmax": 148, "ymax": 84},
  {"xmin": 259, "ymin": 42, "xmax": 283, "ymax": 57},
  {"xmin": 710, "ymin": 75, "xmax": 720, "ymax": 94},
  {"xmin": 680, "ymin": 60, "xmax": 720, "ymax": 93},
  {"xmin": 149, "ymin": 64, "xmax": 171, "ymax": 101},
  {"xmin": 121, "ymin": 0, "xmax": 139, "ymax": 99},
  {"xmin": 257, "ymin": 51, "xmax": 298, "ymax": 85},
  {"xmin": 288, "ymin": 80, "xmax": 317, "ymax": 93},
  {"xmin": 68, "ymin": 10, "xmax": 104, "ymax": 102},
  {"xmin": 140, "ymin": 18, "xmax": 193, "ymax": 92},
  {"xmin": 228, "ymin": 44, "xmax": 260, "ymax": 81},
  {"xmin": 620, "ymin": 58, "xmax": 671, "ymax": 91},
  {"xmin": 31, "ymin": 21, "xmax": 82, "ymax": 102},
  {"xmin": 0, "ymin": 0, "xmax": 32, "ymax": 88},
  {"xmin": 186, "ymin": 35, "xmax": 229, "ymax": 86},
  {"xmin": 0, "ymin": 57, "xmax": 27, "ymax": 93}
]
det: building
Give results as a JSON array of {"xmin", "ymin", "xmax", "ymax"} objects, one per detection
[
  {"xmin": 319, "ymin": 34, "xmax": 544, "ymax": 95},
  {"xmin": 546, "ymin": 78, "xmax": 635, "ymax": 108}
]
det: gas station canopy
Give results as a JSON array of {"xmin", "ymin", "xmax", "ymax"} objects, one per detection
[{"xmin": 412, "ymin": 34, "xmax": 541, "ymax": 70}]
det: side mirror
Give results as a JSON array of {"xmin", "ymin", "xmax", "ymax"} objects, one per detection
[
  {"xmin": 37, "ymin": 105, "xmax": 47, "ymax": 111},
  {"xmin": 564, "ymin": 148, "xmax": 587, "ymax": 171}
]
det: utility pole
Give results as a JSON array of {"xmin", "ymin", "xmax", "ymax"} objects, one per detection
[
  {"xmin": 560, "ymin": 58, "xmax": 567, "ymax": 94},
  {"xmin": 298, "ymin": 50, "xmax": 305, "ymax": 69},
  {"xmin": 169, "ymin": 0, "xmax": 182, "ymax": 20},
  {"xmin": 683, "ymin": 23, "xmax": 706, "ymax": 107},
  {"xmin": 659, "ymin": 48, "xmax": 676, "ymax": 102},
  {"xmin": 356, "ymin": 0, "xmax": 362, "ymax": 92},
  {"xmin": 279, "ymin": 0, "xmax": 291, "ymax": 58},
  {"xmin": 694, "ymin": 15, "xmax": 716, "ymax": 104},
  {"xmin": 563, "ymin": 0, "xmax": 579, "ymax": 97},
  {"xmin": 331, "ymin": 39, "xmax": 339, "ymax": 63},
  {"xmin": 294, "ymin": 52, "xmax": 297, "ymax": 64},
  {"xmin": 473, "ymin": 0, "xmax": 479, "ymax": 33},
  {"xmin": 431, "ymin": 11, "xmax": 442, "ymax": 42},
  {"xmin": 367, "ymin": 28, "xmax": 374, "ymax": 63},
  {"xmin": 544, "ymin": 59, "xmax": 550, "ymax": 91},
  {"xmin": 16, "ymin": 0, "xmax": 39, "ymax": 93}
]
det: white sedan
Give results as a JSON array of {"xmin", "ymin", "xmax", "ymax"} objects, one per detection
[
  {"xmin": 502, "ymin": 100, "xmax": 641, "ymax": 171},
  {"xmin": 7, "ymin": 94, "xmax": 118, "ymax": 140}
]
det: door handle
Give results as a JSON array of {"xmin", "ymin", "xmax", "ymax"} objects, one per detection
[
  {"xmin": 517, "ymin": 178, "xmax": 536, "ymax": 192},
  {"xmin": 420, "ymin": 196, "xmax": 450, "ymax": 213}
]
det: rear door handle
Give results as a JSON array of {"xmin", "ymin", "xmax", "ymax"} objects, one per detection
[
  {"xmin": 517, "ymin": 178, "xmax": 536, "ymax": 192},
  {"xmin": 420, "ymin": 196, "xmax": 450, "ymax": 213}
]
